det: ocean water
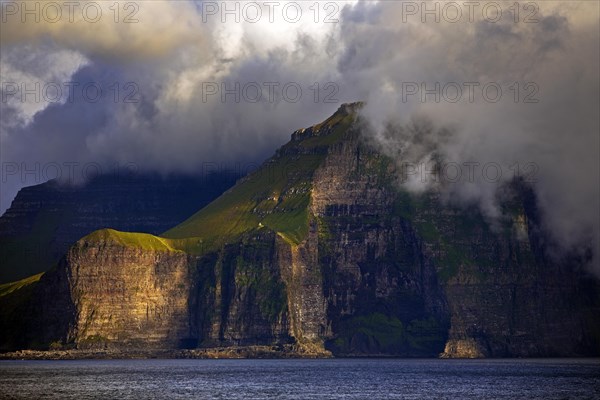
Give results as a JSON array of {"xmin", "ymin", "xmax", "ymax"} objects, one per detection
[{"xmin": 0, "ymin": 358, "xmax": 598, "ymax": 399}]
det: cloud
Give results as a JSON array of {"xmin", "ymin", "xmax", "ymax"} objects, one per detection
[
  {"xmin": 0, "ymin": 43, "xmax": 88, "ymax": 127},
  {"xmin": 1, "ymin": 1, "xmax": 598, "ymax": 272},
  {"xmin": 344, "ymin": 1, "xmax": 599, "ymax": 270},
  {"xmin": 0, "ymin": 0, "xmax": 204, "ymax": 61},
  {"xmin": 0, "ymin": 0, "xmax": 345, "ymax": 211}
]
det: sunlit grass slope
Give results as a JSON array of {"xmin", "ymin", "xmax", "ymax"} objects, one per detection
[
  {"xmin": 74, "ymin": 106, "xmax": 357, "ymax": 255},
  {"xmin": 161, "ymin": 107, "xmax": 356, "ymax": 248},
  {"xmin": 0, "ymin": 273, "xmax": 43, "ymax": 298}
]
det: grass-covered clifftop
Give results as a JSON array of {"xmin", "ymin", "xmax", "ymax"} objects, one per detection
[
  {"xmin": 162, "ymin": 105, "xmax": 357, "ymax": 248},
  {"xmin": 0, "ymin": 173, "xmax": 238, "ymax": 283},
  {"xmin": 3, "ymin": 102, "xmax": 599, "ymax": 357}
]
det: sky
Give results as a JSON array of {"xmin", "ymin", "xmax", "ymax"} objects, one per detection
[{"xmin": 1, "ymin": 0, "xmax": 599, "ymax": 270}]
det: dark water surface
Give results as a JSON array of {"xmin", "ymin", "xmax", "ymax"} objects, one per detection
[{"xmin": 1, "ymin": 358, "xmax": 599, "ymax": 399}]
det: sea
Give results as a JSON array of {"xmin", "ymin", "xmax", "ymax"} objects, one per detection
[{"xmin": 0, "ymin": 358, "xmax": 599, "ymax": 399}]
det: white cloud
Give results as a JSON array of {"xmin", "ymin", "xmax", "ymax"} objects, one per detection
[{"xmin": 1, "ymin": 0, "xmax": 598, "ymax": 271}]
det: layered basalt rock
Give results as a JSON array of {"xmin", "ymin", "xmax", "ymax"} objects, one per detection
[
  {"xmin": 0, "ymin": 172, "xmax": 237, "ymax": 283},
  {"xmin": 2, "ymin": 103, "xmax": 599, "ymax": 357}
]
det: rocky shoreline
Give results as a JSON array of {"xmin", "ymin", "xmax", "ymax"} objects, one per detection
[{"xmin": 0, "ymin": 345, "xmax": 333, "ymax": 360}]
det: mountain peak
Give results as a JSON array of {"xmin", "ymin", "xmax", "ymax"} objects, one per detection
[
  {"xmin": 291, "ymin": 101, "xmax": 363, "ymax": 142},
  {"xmin": 3, "ymin": 100, "xmax": 599, "ymax": 359},
  {"xmin": 338, "ymin": 101, "xmax": 365, "ymax": 114}
]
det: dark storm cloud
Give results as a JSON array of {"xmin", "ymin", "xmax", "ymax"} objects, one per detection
[
  {"xmin": 1, "ymin": 1, "xmax": 598, "ymax": 272},
  {"xmin": 338, "ymin": 1, "xmax": 599, "ymax": 271}
]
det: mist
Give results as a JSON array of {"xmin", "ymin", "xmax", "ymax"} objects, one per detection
[{"xmin": 1, "ymin": 1, "xmax": 598, "ymax": 271}]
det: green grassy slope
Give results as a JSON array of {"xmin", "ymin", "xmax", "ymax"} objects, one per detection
[
  {"xmin": 61, "ymin": 106, "xmax": 357, "ymax": 257},
  {"xmin": 0, "ymin": 273, "xmax": 43, "ymax": 298},
  {"xmin": 161, "ymin": 107, "xmax": 356, "ymax": 249}
]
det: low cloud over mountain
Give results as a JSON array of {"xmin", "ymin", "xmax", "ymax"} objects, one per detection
[{"xmin": 1, "ymin": 0, "xmax": 598, "ymax": 270}]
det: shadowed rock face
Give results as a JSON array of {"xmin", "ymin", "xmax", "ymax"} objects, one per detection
[
  {"xmin": 3, "ymin": 104, "xmax": 599, "ymax": 357},
  {"xmin": 192, "ymin": 231, "xmax": 292, "ymax": 348},
  {"xmin": 0, "ymin": 172, "xmax": 238, "ymax": 283}
]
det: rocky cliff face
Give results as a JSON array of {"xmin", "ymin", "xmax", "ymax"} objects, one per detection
[
  {"xmin": 63, "ymin": 236, "xmax": 193, "ymax": 349},
  {"xmin": 3, "ymin": 103, "xmax": 599, "ymax": 357},
  {"xmin": 0, "ymin": 172, "xmax": 237, "ymax": 283}
]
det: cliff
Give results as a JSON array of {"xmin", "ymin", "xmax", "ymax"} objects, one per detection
[
  {"xmin": 0, "ymin": 172, "xmax": 237, "ymax": 283},
  {"xmin": 2, "ymin": 103, "xmax": 599, "ymax": 357}
]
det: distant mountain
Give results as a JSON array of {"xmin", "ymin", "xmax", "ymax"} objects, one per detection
[
  {"xmin": 1, "ymin": 103, "xmax": 599, "ymax": 357},
  {"xmin": 0, "ymin": 172, "xmax": 238, "ymax": 283}
]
